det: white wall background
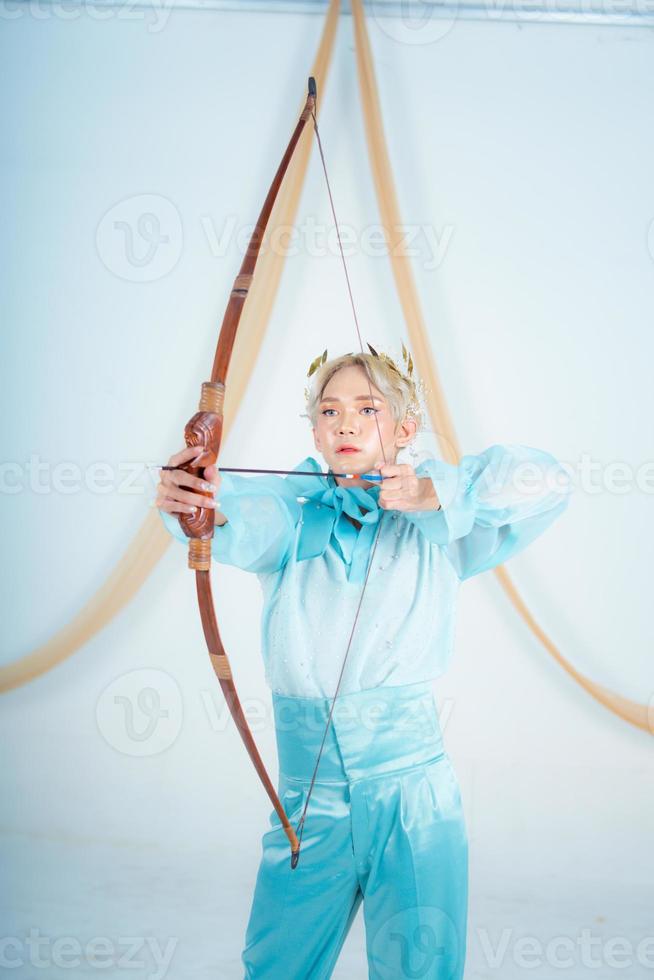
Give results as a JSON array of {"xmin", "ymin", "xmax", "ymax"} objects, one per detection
[{"xmin": 1, "ymin": 3, "xmax": 653, "ymax": 977}]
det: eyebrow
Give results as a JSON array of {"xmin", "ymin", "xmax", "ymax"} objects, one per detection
[{"xmin": 319, "ymin": 395, "xmax": 384, "ymax": 403}]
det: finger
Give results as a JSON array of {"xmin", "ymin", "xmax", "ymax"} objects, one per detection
[
  {"xmin": 381, "ymin": 497, "xmax": 414, "ymax": 511},
  {"xmin": 379, "ymin": 496, "xmax": 403, "ymax": 511},
  {"xmin": 378, "ymin": 477, "xmax": 405, "ymax": 494},
  {"xmin": 165, "ymin": 466, "xmax": 218, "ymax": 495},
  {"xmin": 167, "ymin": 444, "xmax": 205, "ymax": 468},
  {"xmin": 380, "ymin": 491, "xmax": 405, "ymax": 503},
  {"xmin": 381, "ymin": 471, "xmax": 413, "ymax": 489},
  {"xmin": 158, "ymin": 496, "xmax": 204, "ymax": 515},
  {"xmin": 179, "ymin": 488, "xmax": 218, "ymax": 509},
  {"xmin": 203, "ymin": 463, "xmax": 221, "ymax": 486},
  {"xmin": 387, "ymin": 472, "xmax": 420, "ymax": 491},
  {"xmin": 161, "ymin": 485, "xmax": 218, "ymax": 510},
  {"xmin": 377, "ymin": 463, "xmax": 402, "ymax": 478},
  {"xmin": 380, "ymin": 479, "xmax": 418, "ymax": 500}
]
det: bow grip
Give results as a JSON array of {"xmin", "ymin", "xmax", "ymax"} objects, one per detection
[{"xmin": 179, "ymin": 381, "xmax": 225, "ymax": 570}]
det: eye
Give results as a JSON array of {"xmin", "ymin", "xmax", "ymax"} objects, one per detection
[
  {"xmin": 361, "ymin": 406, "xmax": 378, "ymax": 415},
  {"xmin": 321, "ymin": 408, "xmax": 337, "ymax": 416}
]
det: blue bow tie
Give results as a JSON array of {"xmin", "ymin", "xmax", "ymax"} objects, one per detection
[{"xmin": 284, "ymin": 457, "xmax": 383, "ymax": 579}]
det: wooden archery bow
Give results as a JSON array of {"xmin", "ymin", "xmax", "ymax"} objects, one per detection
[
  {"xmin": 176, "ymin": 77, "xmax": 389, "ymax": 870},
  {"xmin": 177, "ymin": 79, "xmax": 319, "ymax": 867}
]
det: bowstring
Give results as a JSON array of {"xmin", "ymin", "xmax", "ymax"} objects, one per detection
[{"xmin": 290, "ymin": 105, "xmax": 391, "ymax": 861}]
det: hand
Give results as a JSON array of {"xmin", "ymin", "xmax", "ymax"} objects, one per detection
[
  {"xmin": 374, "ymin": 461, "xmax": 441, "ymax": 512},
  {"xmin": 155, "ymin": 445, "xmax": 227, "ymax": 525}
]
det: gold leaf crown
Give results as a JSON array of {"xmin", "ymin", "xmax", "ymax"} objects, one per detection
[{"xmin": 303, "ymin": 342, "xmax": 426, "ymax": 426}]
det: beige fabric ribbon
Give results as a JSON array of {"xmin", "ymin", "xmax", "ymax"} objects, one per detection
[
  {"xmin": 349, "ymin": 0, "xmax": 649, "ymax": 733},
  {"xmin": 2, "ymin": 0, "xmax": 650, "ymax": 737},
  {"xmin": 0, "ymin": 0, "xmax": 341, "ymax": 693}
]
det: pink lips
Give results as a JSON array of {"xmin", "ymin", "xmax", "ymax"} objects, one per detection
[{"xmin": 337, "ymin": 447, "xmax": 360, "ymax": 454}]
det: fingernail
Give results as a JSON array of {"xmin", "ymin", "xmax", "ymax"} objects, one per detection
[{"xmin": 203, "ymin": 483, "xmax": 216, "ymax": 492}]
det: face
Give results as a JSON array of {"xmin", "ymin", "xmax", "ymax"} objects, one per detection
[{"xmin": 312, "ymin": 365, "xmax": 416, "ymax": 486}]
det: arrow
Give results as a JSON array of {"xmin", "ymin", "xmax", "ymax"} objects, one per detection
[{"xmin": 155, "ymin": 465, "xmax": 383, "ymax": 481}]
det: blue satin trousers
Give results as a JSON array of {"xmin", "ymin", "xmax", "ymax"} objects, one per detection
[{"xmin": 241, "ymin": 681, "xmax": 468, "ymax": 979}]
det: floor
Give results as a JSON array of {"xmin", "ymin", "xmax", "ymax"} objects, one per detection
[{"xmin": 2, "ymin": 834, "xmax": 651, "ymax": 979}]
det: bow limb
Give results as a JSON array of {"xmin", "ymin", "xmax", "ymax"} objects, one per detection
[{"xmin": 176, "ymin": 79, "xmax": 318, "ymax": 865}]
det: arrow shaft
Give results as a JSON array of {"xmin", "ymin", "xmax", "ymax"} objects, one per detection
[{"xmin": 157, "ymin": 464, "xmax": 382, "ymax": 481}]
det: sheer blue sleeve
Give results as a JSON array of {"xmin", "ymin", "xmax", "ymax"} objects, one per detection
[
  {"xmin": 405, "ymin": 444, "xmax": 574, "ymax": 581},
  {"xmin": 158, "ymin": 471, "xmax": 302, "ymax": 574}
]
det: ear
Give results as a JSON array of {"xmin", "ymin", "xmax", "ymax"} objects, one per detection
[
  {"xmin": 312, "ymin": 427, "xmax": 321, "ymax": 452},
  {"xmin": 394, "ymin": 417, "xmax": 417, "ymax": 449}
]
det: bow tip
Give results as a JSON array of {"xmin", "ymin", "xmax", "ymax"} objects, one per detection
[{"xmin": 308, "ymin": 76, "xmax": 317, "ymax": 98}]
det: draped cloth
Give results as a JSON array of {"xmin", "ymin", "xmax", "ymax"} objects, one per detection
[{"xmin": 0, "ymin": 0, "xmax": 649, "ymax": 737}]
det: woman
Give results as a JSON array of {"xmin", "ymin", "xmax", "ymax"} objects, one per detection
[{"xmin": 156, "ymin": 349, "xmax": 573, "ymax": 979}]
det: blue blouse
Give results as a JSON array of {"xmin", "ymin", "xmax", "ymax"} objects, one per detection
[{"xmin": 159, "ymin": 444, "xmax": 573, "ymax": 697}]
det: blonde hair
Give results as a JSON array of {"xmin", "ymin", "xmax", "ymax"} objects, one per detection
[{"xmin": 304, "ymin": 351, "xmax": 424, "ymax": 430}]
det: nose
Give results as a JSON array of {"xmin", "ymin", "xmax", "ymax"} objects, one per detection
[{"xmin": 338, "ymin": 413, "xmax": 357, "ymax": 434}]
